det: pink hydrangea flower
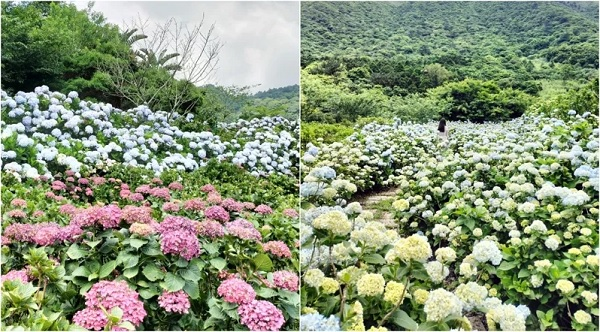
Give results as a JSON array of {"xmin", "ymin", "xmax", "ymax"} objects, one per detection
[
  {"xmin": 157, "ymin": 216, "xmax": 196, "ymax": 234},
  {"xmin": 85, "ymin": 188, "xmax": 94, "ymax": 196},
  {"xmin": 66, "ymin": 177, "xmax": 75, "ymax": 183},
  {"xmin": 162, "ymin": 202, "xmax": 181, "ymax": 213},
  {"xmin": 59, "ymin": 204, "xmax": 78, "ymax": 215},
  {"xmin": 238, "ymin": 300, "xmax": 285, "ymax": 331},
  {"xmin": 183, "ymin": 198, "xmax": 206, "ymax": 211},
  {"xmin": 10, "ymin": 198, "xmax": 27, "ymax": 208},
  {"xmin": 262, "ymin": 241, "xmax": 292, "ymax": 259},
  {"xmin": 45, "ymin": 191, "xmax": 56, "ymax": 199},
  {"xmin": 152, "ymin": 178, "xmax": 163, "ymax": 185},
  {"xmin": 1, "ymin": 269, "xmax": 30, "ymax": 284},
  {"xmin": 225, "ymin": 219, "xmax": 262, "ymax": 242},
  {"xmin": 91, "ymin": 176, "xmax": 106, "ymax": 185},
  {"xmin": 149, "ymin": 188, "xmax": 171, "ymax": 200},
  {"xmin": 135, "ymin": 185, "xmax": 152, "ymax": 194},
  {"xmin": 200, "ymin": 184, "xmax": 216, "ymax": 193},
  {"xmin": 168, "ymin": 182, "xmax": 184, "ymax": 191},
  {"xmin": 204, "ymin": 206, "xmax": 230, "ymax": 222},
  {"xmin": 158, "ymin": 290, "xmax": 191, "ymax": 314},
  {"xmin": 120, "ymin": 189, "xmax": 131, "ymax": 199},
  {"xmin": 98, "ymin": 204, "xmax": 122, "ymax": 229},
  {"xmin": 243, "ymin": 202, "xmax": 256, "ymax": 210},
  {"xmin": 217, "ymin": 278, "xmax": 256, "ymax": 305},
  {"xmin": 3, "ymin": 223, "xmax": 36, "ymax": 242},
  {"xmin": 254, "ymin": 204, "xmax": 273, "ymax": 215},
  {"xmin": 78, "ymin": 178, "xmax": 90, "ymax": 185},
  {"xmin": 33, "ymin": 223, "xmax": 62, "ymax": 246},
  {"xmin": 160, "ymin": 230, "xmax": 201, "ymax": 261},
  {"xmin": 74, "ymin": 280, "xmax": 147, "ymax": 330},
  {"xmin": 122, "ymin": 206, "xmax": 154, "ymax": 224},
  {"xmin": 7, "ymin": 210, "xmax": 27, "ymax": 219},
  {"xmin": 65, "ymin": 170, "xmax": 75, "ymax": 177},
  {"xmin": 273, "ymin": 271, "xmax": 299, "ymax": 292},
  {"xmin": 32, "ymin": 210, "xmax": 44, "ymax": 218},
  {"xmin": 222, "ymin": 198, "xmax": 244, "ymax": 212},
  {"xmin": 51, "ymin": 180, "xmax": 67, "ymax": 191},
  {"xmin": 128, "ymin": 193, "xmax": 144, "ymax": 202},
  {"xmin": 197, "ymin": 220, "xmax": 225, "ymax": 239},
  {"xmin": 72, "ymin": 307, "xmax": 108, "ymax": 331},
  {"xmin": 129, "ymin": 223, "xmax": 156, "ymax": 237},
  {"xmin": 71, "ymin": 206, "xmax": 103, "ymax": 227},
  {"xmin": 206, "ymin": 192, "xmax": 222, "ymax": 205},
  {"xmin": 283, "ymin": 209, "xmax": 299, "ymax": 218},
  {"xmin": 59, "ymin": 224, "xmax": 84, "ymax": 242}
]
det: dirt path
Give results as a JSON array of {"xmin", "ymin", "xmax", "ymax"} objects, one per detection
[{"xmin": 354, "ymin": 186, "xmax": 401, "ymax": 228}]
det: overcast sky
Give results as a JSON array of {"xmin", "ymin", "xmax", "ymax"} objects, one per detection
[{"xmin": 74, "ymin": 1, "xmax": 299, "ymax": 93}]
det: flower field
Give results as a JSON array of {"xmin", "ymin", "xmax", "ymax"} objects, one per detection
[
  {"xmin": 1, "ymin": 89, "xmax": 300, "ymax": 330},
  {"xmin": 1, "ymin": 86, "xmax": 299, "ymax": 180},
  {"xmin": 300, "ymin": 113, "xmax": 599, "ymax": 330}
]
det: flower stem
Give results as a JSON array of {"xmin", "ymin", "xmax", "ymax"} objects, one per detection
[
  {"xmin": 378, "ymin": 279, "xmax": 411, "ymax": 328},
  {"xmin": 339, "ymin": 285, "xmax": 347, "ymax": 319}
]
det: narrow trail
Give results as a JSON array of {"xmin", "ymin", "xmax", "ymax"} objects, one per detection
[{"xmin": 354, "ymin": 186, "xmax": 402, "ymax": 228}]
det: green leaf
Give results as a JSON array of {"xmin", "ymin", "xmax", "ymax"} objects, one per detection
[
  {"xmin": 282, "ymin": 302, "xmax": 299, "ymax": 319},
  {"xmin": 123, "ymin": 267, "xmax": 139, "ymax": 279},
  {"xmin": 122, "ymin": 255, "xmax": 139, "ymax": 269},
  {"xmin": 203, "ymin": 242, "xmax": 219, "ymax": 255},
  {"xmin": 129, "ymin": 238, "xmax": 147, "ymax": 249},
  {"xmin": 362, "ymin": 253, "xmax": 387, "ymax": 265},
  {"xmin": 210, "ymin": 258, "xmax": 227, "ymax": 271},
  {"xmin": 203, "ymin": 317, "xmax": 218, "ymax": 329},
  {"xmin": 98, "ymin": 238, "xmax": 120, "ymax": 254},
  {"xmin": 517, "ymin": 268, "xmax": 530, "ymax": 278},
  {"xmin": 256, "ymin": 287, "xmax": 278, "ymax": 298},
  {"xmin": 253, "ymin": 254, "xmax": 273, "ymax": 272},
  {"xmin": 66, "ymin": 244, "xmax": 88, "ymax": 260},
  {"xmin": 138, "ymin": 288, "xmax": 159, "ymax": 300},
  {"xmin": 142, "ymin": 264, "xmax": 165, "ymax": 282},
  {"xmin": 180, "ymin": 264, "xmax": 201, "ymax": 282},
  {"xmin": 84, "ymin": 240, "xmax": 102, "ymax": 248},
  {"xmin": 98, "ymin": 260, "xmax": 117, "ymax": 278},
  {"xmin": 119, "ymin": 321, "xmax": 136, "ymax": 331},
  {"xmin": 163, "ymin": 273, "xmax": 185, "ymax": 292},
  {"xmin": 142, "ymin": 245, "xmax": 162, "ymax": 256},
  {"xmin": 209, "ymin": 306, "xmax": 226, "ymax": 320},
  {"xmin": 392, "ymin": 309, "xmax": 418, "ymax": 331},
  {"xmin": 183, "ymin": 280, "xmax": 200, "ymax": 300},
  {"xmin": 174, "ymin": 257, "xmax": 189, "ymax": 268},
  {"xmin": 497, "ymin": 260, "xmax": 518, "ymax": 271},
  {"xmin": 110, "ymin": 307, "xmax": 123, "ymax": 320},
  {"xmin": 71, "ymin": 266, "xmax": 91, "ymax": 278}
]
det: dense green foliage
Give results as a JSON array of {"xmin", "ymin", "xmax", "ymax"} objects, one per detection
[
  {"xmin": 1, "ymin": 2, "xmax": 129, "ymax": 104},
  {"xmin": 301, "ymin": 1, "xmax": 598, "ymax": 123},
  {"xmin": 1, "ymin": 1, "xmax": 297, "ymax": 128}
]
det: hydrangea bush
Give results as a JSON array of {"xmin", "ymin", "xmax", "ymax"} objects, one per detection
[
  {"xmin": 300, "ymin": 113, "xmax": 599, "ymax": 331},
  {"xmin": 1, "ymin": 167, "xmax": 299, "ymax": 330},
  {"xmin": 1, "ymin": 87, "xmax": 299, "ymax": 180}
]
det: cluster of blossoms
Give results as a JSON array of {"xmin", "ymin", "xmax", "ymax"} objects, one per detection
[
  {"xmin": 1, "ymin": 88, "xmax": 299, "ymax": 179},
  {"xmin": 157, "ymin": 216, "xmax": 201, "ymax": 260},
  {"xmin": 300, "ymin": 113, "xmax": 599, "ymax": 330},
  {"xmin": 72, "ymin": 281, "xmax": 146, "ymax": 330},
  {"xmin": 158, "ymin": 290, "xmax": 191, "ymax": 314}
]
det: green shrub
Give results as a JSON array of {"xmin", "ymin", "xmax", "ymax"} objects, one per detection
[
  {"xmin": 301, "ymin": 122, "xmax": 354, "ymax": 148},
  {"xmin": 430, "ymin": 78, "xmax": 533, "ymax": 122}
]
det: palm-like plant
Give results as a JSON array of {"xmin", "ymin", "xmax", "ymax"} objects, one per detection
[{"xmin": 135, "ymin": 48, "xmax": 181, "ymax": 71}]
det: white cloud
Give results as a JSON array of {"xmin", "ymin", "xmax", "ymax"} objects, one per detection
[{"xmin": 73, "ymin": 1, "xmax": 299, "ymax": 92}]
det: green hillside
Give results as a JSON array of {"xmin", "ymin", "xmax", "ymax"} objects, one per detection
[{"xmin": 300, "ymin": 1, "xmax": 599, "ymax": 123}]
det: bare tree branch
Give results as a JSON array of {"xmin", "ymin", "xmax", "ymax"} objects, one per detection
[{"xmin": 101, "ymin": 14, "xmax": 222, "ymax": 117}]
